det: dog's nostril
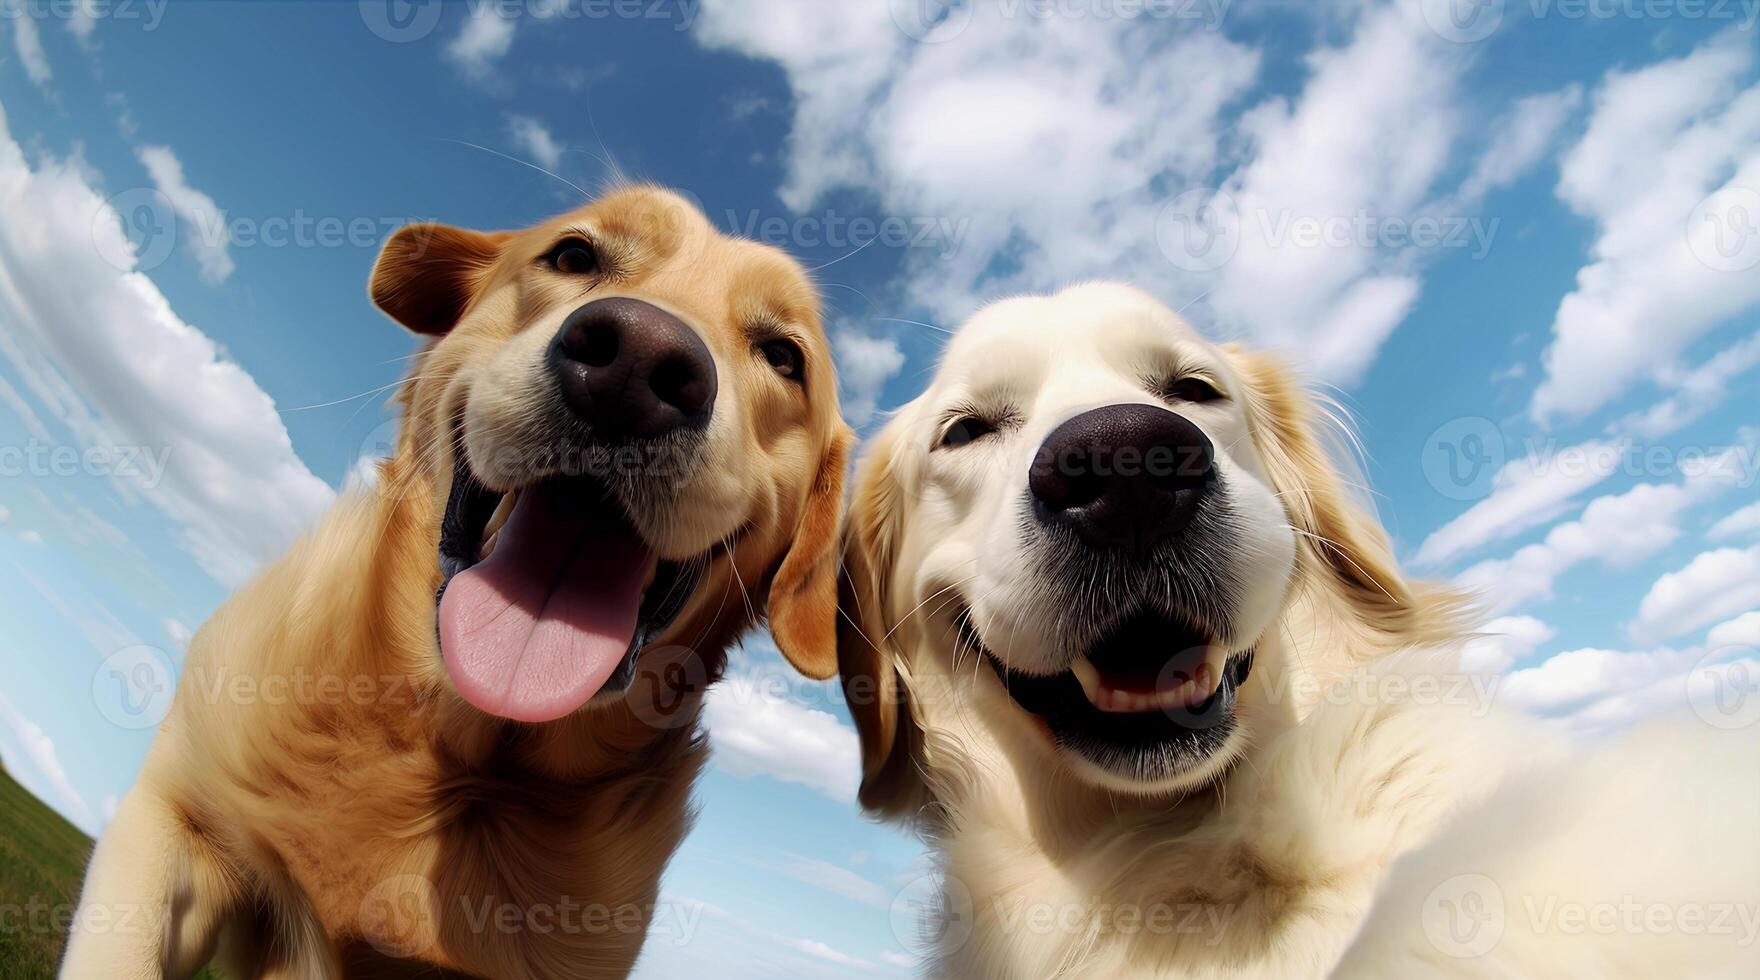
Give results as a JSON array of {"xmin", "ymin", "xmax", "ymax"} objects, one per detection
[
  {"xmin": 650, "ymin": 356, "xmax": 710, "ymax": 414},
  {"xmin": 575, "ymin": 321, "xmax": 620, "ymax": 368}
]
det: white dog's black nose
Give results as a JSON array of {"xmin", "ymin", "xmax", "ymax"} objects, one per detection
[
  {"xmin": 549, "ymin": 297, "xmax": 717, "ymax": 439},
  {"xmin": 1029, "ymin": 404, "xmax": 1216, "ymax": 553}
]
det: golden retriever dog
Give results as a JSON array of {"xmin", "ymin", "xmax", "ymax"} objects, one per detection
[
  {"xmin": 837, "ymin": 282, "xmax": 1759, "ymax": 979},
  {"xmin": 63, "ymin": 186, "xmax": 851, "ymax": 979}
]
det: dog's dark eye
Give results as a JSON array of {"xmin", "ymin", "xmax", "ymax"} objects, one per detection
[
  {"xmin": 759, "ymin": 339, "xmax": 803, "ymax": 380},
  {"xmin": 1165, "ymin": 377, "xmax": 1224, "ymax": 403},
  {"xmin": 545, "ymin": 238, "xmax": 598, "ymax": 275},
  {"xmin": 939, "ymin": 417, "xmax": 996, "ymax": 448}
]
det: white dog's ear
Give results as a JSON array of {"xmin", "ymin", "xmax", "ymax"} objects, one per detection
[
  {"xmin": 836, "ymin": 427, "xmax": 927, "ymax": 818},
  {"xmin": 1227, "ymin": 347, "xmax": 1469, "ymax": 653},
  {"xmin": 370, "ymin": 223, "xmax": 509, "ymax": 335},
  {"xmin": 768, "ymin": 426, "xmax": 855, "ymax": 680}
]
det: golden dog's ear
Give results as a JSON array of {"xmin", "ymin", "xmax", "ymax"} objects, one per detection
[
  {"xmin": 835, "ymin": 428, "xmax": 926, "ymax": 819},
  {"xmin": 1228, "ymin": 347, "xmax": 1469, "ymax": 652},
  {"xmin": 768, "ymin": 426, "xmax": 855, "ymax": 680},
  {"xmin": 369, "ymin": 223, "xmax": 508, "ymax": 335}
]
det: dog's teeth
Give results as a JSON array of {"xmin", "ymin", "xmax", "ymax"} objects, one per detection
[
  {"xmin": 1069, "ymin": 657, "xmax": 1102, "ymax": 704},
  {"xmin": 479, "ymin": 530, "xmax": 499, "ymax": 560}
]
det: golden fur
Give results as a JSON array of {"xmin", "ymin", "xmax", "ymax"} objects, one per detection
[{"xmin": 64, "ymin": 187, "xmax": 850, "ymax": 979}]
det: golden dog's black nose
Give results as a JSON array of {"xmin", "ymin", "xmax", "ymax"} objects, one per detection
[
  {"xmin": 550, "ymin": 297, "xmax": 717, "ymax": 439},
  {"xmin": 1029, "ymin": 404, "xmax": 1215, "ymax": 554}
]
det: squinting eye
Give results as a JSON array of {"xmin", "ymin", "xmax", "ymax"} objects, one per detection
[
  {"xmin": 939, "ymin": 417, "xmax": 997, "ymax": 448},
  {"xmin": 759, "ymin": 339, "xmax": 803, "ymax": 380},
  {"xmin": 1165, "ymin": 377, "xmax": 1224, "ymax": 403},
  {"xmin": 545, "ymin": 237, "xmax": 598, "ymax": 275}
]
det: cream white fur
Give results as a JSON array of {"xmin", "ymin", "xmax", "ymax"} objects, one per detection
[{"xmin": 843, "ymin": 284, "xmax": 1760, "ymax": 979}]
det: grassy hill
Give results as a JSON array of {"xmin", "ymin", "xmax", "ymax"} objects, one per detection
[{"xmin": 0, "ymin": 765, "xmax": 93, "ymax": 979}]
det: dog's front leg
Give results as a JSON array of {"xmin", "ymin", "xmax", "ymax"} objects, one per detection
[{"xmin": 60, "ymin": 784, "xmax": 232, "ymax": 980}]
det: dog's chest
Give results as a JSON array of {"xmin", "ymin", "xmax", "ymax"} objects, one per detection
[{"xmin": 250, "ymin": 728, "xmax": 702, "ymax": 978}]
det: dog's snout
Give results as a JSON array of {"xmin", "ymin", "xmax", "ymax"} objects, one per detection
[
  {"xmin": 1029, "ymin": 403, "xmax": 1216, "ymax": 553},
  {"xmin": 550, "ymin": 297, "xmax": 717, "ymax": 439}
]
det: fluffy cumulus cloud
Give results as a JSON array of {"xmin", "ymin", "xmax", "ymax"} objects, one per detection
[
  {"xmin": 136, "ymin": 144, "xmax": 235, "ymax": 285},
  {"xmin": 1456, "ymin": 444, "xmax": 1749, "ymax": 612},
  {"xmin": 1498, "ymin": 607, "xmax": 1760, "ymax": 736},
  {"xmin": 704, "ymin": 672, "xmax": 861, "ymax": 803},
  {"xmin": 832, "ymin": 327, "xmax": 906, "ymax": 426},
  {"xmin": 701, "ymin": 3, "xmax": 1521, "ymax": 383},
  {"xmin": 1417, "ymin": 439, "xmax": 1626, "ymax": 567},
  {"xmin": 1631, "ymin": 544, "xmax": 1760, "ymax": 643},
  {"xmin": 0, "ymin": 101, "xmax": 333, "ymax": 587},
  {"xmin": 505, "ymin": 114, "xmax": 565, "ymax": 172},
  {"xmin": 1709, "ymin": 500, "xmax": 1760, "ymax": 540},
  {"xmin": 1531, "ymin": 33, "xmax": 1760, "ymax": 423},
  {"xmin": 1614, "ymin": 331, "xmax": 1760, "ymax": 439},
  {"xmin": 446, "ymin": 3, "xmax": 518, "ymax": 79},
  {"xmin": 1460, "ymin": 614, "xmax": 1554, "ymax": 674}
]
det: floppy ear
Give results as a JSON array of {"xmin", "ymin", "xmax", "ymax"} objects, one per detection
[
  {"xmin": 835, "ymin": 427, "xmax": 926, "ymax": 819},
  {"xmin": 369, "ymin": 223, "xmax": 508, "ymax": 335},
  {"xmin": 768, "ymin": 426, "xmax": 855, "ymax": 680},
  {"xmin": 1228, "ymin": 347, "xmax": 1469, "ymax": 652}
]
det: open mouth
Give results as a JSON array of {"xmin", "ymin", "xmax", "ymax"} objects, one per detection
[
  {"xmin": 968, "ymin": 610, "xmax": 1253, "ymax": 785},
  {"xmin": 435, "ymin": 464, "xmax": 698, "ymax": 723}
]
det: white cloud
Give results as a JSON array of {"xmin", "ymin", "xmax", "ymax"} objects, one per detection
[
  {"xmin": 1614, "ymin": 330, "xmax": 1760, "ymax": 439},
  {"xmin": 833, "ymin": 328, "xmax": 905, "ymax": 426},
  {"xmin": 1707, "ymin": 610, "xmax": 1760, "ymax": 650},
  {"xmin": 506, "ymin": 114, "xmax": 564, "ymax": 172},
  {"xmin": 695, "ymin": 3, "xmax": 1509, "ymax": 385},
  {"xmin": 163, "ymin": 617, "xmax": 192, "ymax": 651},
  {"xmin": 136, "ymin": 144, "xmax": 234, "ymax": 285},
  {"xmin": 1632, "ymin": 544, "xmax": 1760, "ymax": 642},
  {"xmin": 881, "ymin": 951, "xmax": 915, "ymax": 969},
  {"xmin": 1457, "ymin": 445, "xmax": 1746, "ymax": 612},
  {"xmin": 1460, "ymin": 615, "xmax": 1554, "ymax": 674},
  {"xmin": 705, "ymin": 672, "xmax": 860, "ymax": 803},
  {"xmin": 1455, "ymin": 84, "xmax": 1583, "ymax": 203},
  {"xmin": 18, "ymin": 528, "xmax": 42, "ymax": 545},
  {"xmin": 0, "ymin": 373, "xmax": 54, "ymax": 441},
  {"xmin": 0, "ymin": 99, "xmax": 333, "ymax": 587},
  {"xmin": 1417, "ymin": 439, "xmax": 1625, "ymax": 567},
  {"xmin": 68, "ymin": 0, "xmax": 99, "ymax": 45},
  {"xmin": 0, "ymin": 692, "xmax": 96, "ymax": 834},
  {"xmin": 1708, "ymin": 500, "xmax": 1760, "ymax": 540},
  {"xmin": 446, "ymin": 4, "xmax": 517, "ymax": 80},
  {"xmin": 10, "ymin": 12, "xmax": 53, "ymax": 89},
  {"xmin": 1532, "ymin": 34, "xmax": 1760, "ymax": 423},
  {"xmin": 1499, "ymin": 616, "xmax": 1760, "ymax": 736}
]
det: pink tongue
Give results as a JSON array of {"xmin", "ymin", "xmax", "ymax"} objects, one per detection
[{"xmin": 438, "ymin": 488, "xmax": 653, "ymax": 723}]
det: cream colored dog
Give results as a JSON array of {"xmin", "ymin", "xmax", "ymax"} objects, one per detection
[
  {"xmin": 837, "ymin": 282, "xmax": 1759, "ymax": 978},
  {"xmin": 63, "ymin": 187, "xmax": 851, "ymax": 979}
]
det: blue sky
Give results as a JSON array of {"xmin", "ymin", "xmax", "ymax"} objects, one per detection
[{"xmin": 0, "ymin": 1, "xmax": 1757, "ymax": 975}]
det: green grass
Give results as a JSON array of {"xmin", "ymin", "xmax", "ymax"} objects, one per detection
[{"xmin": 0, "ymin": 765, "xmax": 94, "ymax": 979}]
